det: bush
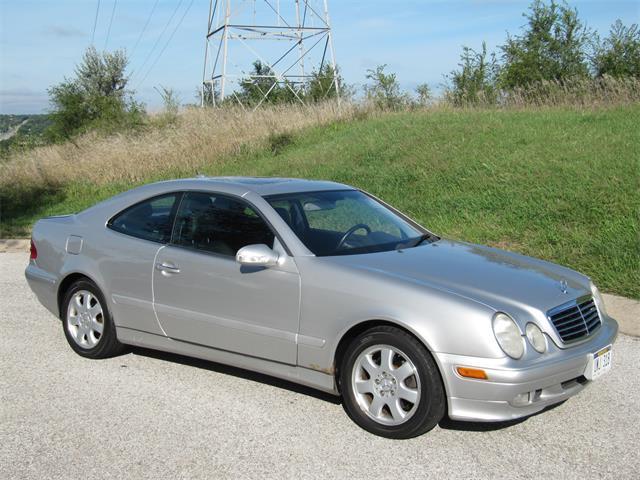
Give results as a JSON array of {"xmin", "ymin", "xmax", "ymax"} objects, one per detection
[
  {"xmin": 155, "ymin": 86, "xmax": 180, "ymax": 124},
  {"xmin": 445, "ymin": 43, "xmax": 500, "ymax": 106},
  {"xmin": 364, "ymin": 65, "xmax": 409, "ymax": 110},
  {"xmin": 415, "ymin": 84, "xmax": 432, "ymax": 106},
  {"xmin": 445, "ymin": 1, "xmax": 640, "ymax": 107},
  {"xmin": 268, "ymin": 132, "xmax": 295, "ymax": 155},
  {"xmin": 235, "ymin": 61, "xmax": 299, "ymax": 107},
  {"xmin": 593, "ymin": 20, "xmax": 640, "ymax": 78},
  {"xmin": 499, "ymin": 0, "xmax": 590, "ymax": 89},
  {"xmin": 306, "ymin": 65, "xmax": 344, "ymax": 103},
  {"xmin": 47, "ymin": 47, "xmax": 144, "ymax": 140}
]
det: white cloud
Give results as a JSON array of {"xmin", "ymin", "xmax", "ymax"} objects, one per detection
[{"xmin": 43, "ymin": 25, "xmax": 86, "ymax": 38}]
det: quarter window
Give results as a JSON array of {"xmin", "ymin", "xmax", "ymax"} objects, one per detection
[
  {"xmin": 172, "ymin": 192, "xmax": 274, "ymax": 256},
  {"xmin": 108, "ymin": 193, "xmax": 179, "ymax": 243}
]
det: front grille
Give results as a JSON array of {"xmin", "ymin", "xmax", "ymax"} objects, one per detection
[{"xmin": 548, "ymin": 296, "xmax": 601, "ymax": 343}]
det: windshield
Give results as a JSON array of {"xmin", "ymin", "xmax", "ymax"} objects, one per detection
[{"xmin": 266, "ymin": 190, "xmax": 433, "ymax": 256}]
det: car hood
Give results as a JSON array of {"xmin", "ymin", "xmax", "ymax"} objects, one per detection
[{"xmin": 328, "ymin": 239, "xmax": 591, "ymax": 315}]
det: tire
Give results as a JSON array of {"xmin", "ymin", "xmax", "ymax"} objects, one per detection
[
  {"xmin": 339, "ymin": 325, "xmax": 446, "ymax": 439},
  {"xmin": 61, "ymin": 279, "xmax": 124, "ymax": 359}
]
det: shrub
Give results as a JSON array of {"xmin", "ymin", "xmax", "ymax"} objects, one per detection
[
  {"xmin": 364, "ymin": 65, "xmax": 409, "ymax": 110},
  {"xmin": 306, "ymin": 65, "xmax": 344, "ymax": 103},
  {"xmin": 46, "ymin": 47, "xmax": 144, "ymax": 140},
  {"xmin": 593, "ymin": 20, "xmax": 640, "ymax": 78},
  {"xmin": 236, "ymin": 61, "xmax": 299, "ymax": 107},
  {"xmin": 268, "ymin": 132, "xmax": 295, "ymax": 155},
  {"xmin": 155, "ymin": 85, "xmax": 180, "ymax": 124},
  {"xmin": 415, "ymin": 84, "xmax": 432, "ymax": 106},
  {"xmin": 499, "ymin": 0, "xmax": 591, "ymax": 89},
  {"xmin": 445, "ymin": 42, "xmax": 500, "ymax": 106}
]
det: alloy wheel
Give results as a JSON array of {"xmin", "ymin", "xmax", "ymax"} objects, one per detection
[
  {"xmin": 351, "ymin": 344, "xmax": 421, "ymax": 426},
  {"xmin": 66, "ymin": 290, "xmax": 104, "ymax": 349}
]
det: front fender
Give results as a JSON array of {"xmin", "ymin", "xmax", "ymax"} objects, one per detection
[{"xmin": 295, "ymin": 257, "xmax": 503, "ymax": 375}]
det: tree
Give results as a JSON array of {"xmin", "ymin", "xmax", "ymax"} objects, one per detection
[
  {"xmin": 236, "ymin": 61, "xmax": 298, "ymax": 106},
  {"xmin": 75, "ymin": 47, "xmax": 129, "ymax": 100},
  {"xmin": 415, "ymin": 83, "xmax": 432, "ymax": 106},
  {"xmin": 47, "ymin": 47, "xmax": 143, "ymax": 139},
  {"xmin": 155, "ymin": 85, "xmax": 180, "ymax": 122},
  {"xmin": 47, "ymin": 82, "xmax": 94, "ymax": 139},
  {"xmin": 499, "ymin": 0, "xmax": 590, "ymax": 88},
  {"xmin": 364, "ymin": 65, "xmax": 408, "ymax": 110},
  {"xmin": 592, "ymin": 20, "xmax": 640, "ymax": 78},
  {"xmin": 446, "ymin": 42, "xmax": 500, "ymax": 106},
  {"xmin": 306, "ymin": 64, "xmax": 343, "ymax": 103}
]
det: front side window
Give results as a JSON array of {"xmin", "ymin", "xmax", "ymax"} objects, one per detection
[
  {"xmin": 108, "ymin": 193, "xmax": 178, "ymax": 243},
  {"xmin": 172, "ymin": 192, "xmax": 275, "ymax": 256},
  {"xmin": 266, "ymin": 190, "xmax": 429, "ymax": 256}
]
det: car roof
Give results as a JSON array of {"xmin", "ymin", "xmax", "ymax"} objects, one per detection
[{"xmin": 151, "ymin": 176, "xmax": 354, "ymax": 197}]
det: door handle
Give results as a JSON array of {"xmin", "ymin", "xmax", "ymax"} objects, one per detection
[{"xmin": 156, "ymin": 262, "xmax": 181, "ymax": 274}]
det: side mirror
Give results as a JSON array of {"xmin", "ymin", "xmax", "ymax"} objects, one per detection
[{"xmin": 236, "ymin": 244, "xmax": 280, "ymax": 267}]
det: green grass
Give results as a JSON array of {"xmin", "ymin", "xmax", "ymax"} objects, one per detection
[{"xmin": 1, "ymin": 106, "xmax": 638, "ymax": 298}]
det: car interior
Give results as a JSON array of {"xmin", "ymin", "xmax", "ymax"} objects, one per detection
[{"xmin": 172, "ymin": 193, "xmax": 274, "ymax": 256}]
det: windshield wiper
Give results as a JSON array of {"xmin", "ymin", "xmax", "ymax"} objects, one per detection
[{"xmin": 401, "ymin": 233, "xmax": 437, "ymax": 249}]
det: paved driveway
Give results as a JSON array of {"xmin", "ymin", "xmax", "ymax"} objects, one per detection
[{"xmin": 1, "ymin": 252, "xmax": 638, "ymax": 479}]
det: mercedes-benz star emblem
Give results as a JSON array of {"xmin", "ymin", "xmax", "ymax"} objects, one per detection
[{"xmin": 559, "ymin": 279, "xmax": 569, "ymax": 294}]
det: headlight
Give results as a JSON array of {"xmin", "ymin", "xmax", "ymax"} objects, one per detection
[
  {"xmin": 590, "ymin": 282, "xmax": 607, "ymax": 316},
  {"xmin": 492, "ymin": 313, "xmax": 524, "ymax": 359},
  {"xmin": 525, "ymin": 323, "xmax": 547, "ymax": 353}
]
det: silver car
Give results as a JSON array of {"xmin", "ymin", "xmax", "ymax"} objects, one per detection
[{"xmin": 26, "ymin": 177, "xmax": 617, "ymax": 438}]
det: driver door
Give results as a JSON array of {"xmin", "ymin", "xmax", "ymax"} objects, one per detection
[{"xmin": 152, "ymin": 191, "xmax": 301, "ymax": 365}]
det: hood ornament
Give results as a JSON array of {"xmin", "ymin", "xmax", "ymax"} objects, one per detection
[{"xmin": 559, "ymin": 280, "xmax": 569, "ymax": 294}]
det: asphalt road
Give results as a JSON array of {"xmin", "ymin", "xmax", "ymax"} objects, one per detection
[{"xmin": 1, "ymin": 252, "xmax": 639, "ymax": 480}]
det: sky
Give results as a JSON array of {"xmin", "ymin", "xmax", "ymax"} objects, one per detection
[{"xmin": 0, "ymin": 0, "xmax": 638, "ymax": 114}]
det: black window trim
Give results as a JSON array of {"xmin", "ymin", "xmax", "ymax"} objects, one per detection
[
  {"xmin": 358, "ymin": 189, "xmax": 437, "ymax": 239},
  {"xmin": 166, "ymin": 189, "xmax": 292, "ymax": 258},
  {"xmin": 265, "ymin": 188, "xmax": 437, "ymax": 237},
  {"xmin": 106, "ymin": 192, "xmax": 184, "ymax": 245}
]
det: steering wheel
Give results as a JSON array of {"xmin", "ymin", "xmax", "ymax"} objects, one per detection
[{"xmin": 336, "ymin": 224, "xmax": 371, "ymax": 250}]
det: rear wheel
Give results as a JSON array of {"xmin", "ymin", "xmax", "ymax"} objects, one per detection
[
  {"xmin": 340, "ymin": 326, "xmax": 445, "ymax": 439},
  {"xmin": 61, "ymin": 280, "xmax": 124, "ymax": 358}
]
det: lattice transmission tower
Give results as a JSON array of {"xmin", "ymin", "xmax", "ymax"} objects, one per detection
[{"xmin": 202, "ymin": 0, "xmax": 339, "ymax": 108}]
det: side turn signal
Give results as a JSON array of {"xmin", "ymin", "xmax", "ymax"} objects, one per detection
[{"xmin": 456, "ymin": 366, "xmax": 488, "ymax": 380}]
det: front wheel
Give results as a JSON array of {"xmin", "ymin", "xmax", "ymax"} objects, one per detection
[
  {"xmin": 61, "ymin": 279, "xmax": 124, "ymax": 359},
  {"xmin": 340, "ymin": 326, "xmax": 446, "ymax": 439}
]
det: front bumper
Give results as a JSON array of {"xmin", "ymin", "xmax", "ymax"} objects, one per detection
[{"xmin": 436, "ymin": 315, "xmax": 618, "ymax": 422}]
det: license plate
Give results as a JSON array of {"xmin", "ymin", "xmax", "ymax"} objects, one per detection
[{"xmin": 586, "ymin": 345, "xmax": 612, "ymax": 381}]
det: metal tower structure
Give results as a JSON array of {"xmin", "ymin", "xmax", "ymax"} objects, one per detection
[{"xmin": 202, "ymin": 0, "xmax": 339, "ymax": 108}]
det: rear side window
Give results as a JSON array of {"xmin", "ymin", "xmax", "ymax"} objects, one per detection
[
  {"xmin": 172, "ymin": 192, "xmax": 274, "ymax": 256},
  {"xmin": 108, "ymin": 193, "xmax": 179, "ymax": 243}
]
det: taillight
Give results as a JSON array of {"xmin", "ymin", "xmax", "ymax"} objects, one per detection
[{"xmin": 30, "ymin": 239, "xmax": 37, "ymax": 260}]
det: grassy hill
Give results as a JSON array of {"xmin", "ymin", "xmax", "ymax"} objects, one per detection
[{"xmin": 0, "ymin": 105, "xmax": 638, "ymax": 298}]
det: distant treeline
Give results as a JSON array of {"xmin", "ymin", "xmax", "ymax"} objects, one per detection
[
  {"xmin": 0, "ymin": 115, "xmax": 52, "ymax": 158},
  {"xmin": 443, "ymin": 1, "xmax": 640, "ymax": 107}
]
